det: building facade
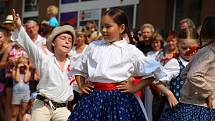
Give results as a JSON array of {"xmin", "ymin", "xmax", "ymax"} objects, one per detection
[{"xmin": 1, "ymin": 0, "xmax": 215, "ymax": 33}]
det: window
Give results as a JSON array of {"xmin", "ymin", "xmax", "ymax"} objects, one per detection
[
  {"xmin": 24, "ymin": 0, "xmax": 38, "ymax": 12},
  {"xmin": 174, "ymin": 0, "xmax": 201, "ymax": 30}
]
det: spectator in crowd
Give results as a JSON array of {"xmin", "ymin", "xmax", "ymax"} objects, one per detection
[
  {"xmin": 160, "ymin": 31, "xmax": 179, "ymax": 64},
  {"xmin": 85, "ymin": 21, "xmax": 97, "ymax": 33},
  {"xmin": 147, "ymin": 32, "xmax": 165, "ymax": 60},
  {"xmin": 146, "ymin": 32, "xmax": 165, "ymax": 121},
  {"xmin": 0, "ymin": 24, "xmax": 13, "ymax": 121},
  {"xmin": 136, "ymin": 23, "xmax": 154, "ymax": 55},
  {"xmin": 11, "ymin": 56, "xmax": 31, "ymax": 121},
  {"xmin": 179, "ymin": 18, "xmax": 196, "ymax": 30},
  {"xmin": 47, "ymin": 5, "xmax": 59, "ymax": 27},
  {"xmin": 68, "ymin": 29, "xmax": 89, "ymax": 111},
  {"xmin": 25, "ymin": 20, "xmax": 46, "ymax": 46}
]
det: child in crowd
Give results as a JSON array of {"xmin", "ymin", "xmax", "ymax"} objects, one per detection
[
  {"xmin": 147, "ymin": 32, "xmax": 165, "ymax": 63},
  {"xmin": 12, "ymin": 9, "xmax": 75, "ymax": 121},
  {"xmin": 160, "ymin": 16, "xmax": 215, "ymax": 121},
  {"xmin": 69, "ymin": 8, "xmax": 167, "ymax": 121},
  {"xmin": 157, "ymin": 28, "xmax": 199, "ymax": 120},
  {"xmin": 11, "ymin": 56, "xmax": 31, "ymax": 121},
  {"xmin": 47, "ymin": 5, "xmax": 59, "ymax": 27}
]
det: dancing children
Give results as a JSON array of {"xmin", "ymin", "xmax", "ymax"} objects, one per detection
[
  {"xmin": 69, "ymin": 8, "xmax": 167, "ymax": 121},
  {"xmin": 160, "ymin": 16, "xmax": 215, "ymax": 121},
  {"xmin": 156, "ymin": 28, "xmax": 199, "ymax": 120},
  {"xmin": 12, "ymin": 9, "xmax": 75, "ymax": 121}
]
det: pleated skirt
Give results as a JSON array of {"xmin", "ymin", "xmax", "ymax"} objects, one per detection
[
  {"xmin": 68, "ymin": 90, "xmax": 147, "ymax": 121},
  {"xmin": 160, "ymin": 103, "xmax": 215, "ymax": 121}
]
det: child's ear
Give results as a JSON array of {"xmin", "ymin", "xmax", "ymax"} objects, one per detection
[{"xmin": 119, "ymin": 24, "xmax": 126, "ymax": 34}]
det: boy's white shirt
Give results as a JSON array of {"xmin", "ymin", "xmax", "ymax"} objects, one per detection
[{"xmin": 11, "ymin": 27, "xmax": 74, "ymax": 103}]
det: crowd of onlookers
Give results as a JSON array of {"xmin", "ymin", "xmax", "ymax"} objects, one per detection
[{"xmin": 0, "ymin": 5, "xmax": 206, "ymax": 121}]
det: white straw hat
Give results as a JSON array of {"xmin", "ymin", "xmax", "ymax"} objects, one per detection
[
  {"xmin": 46, "ymin": 25, "xmax": 76, "ymax": 53},
  {"xmin": 3, "ymin": 15, "xmax": 14, "ymax": 24}
]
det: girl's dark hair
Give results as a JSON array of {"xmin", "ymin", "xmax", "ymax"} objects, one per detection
[
  {"xmin": 104, "ymin": 8, "xmax": 129, "ymax": 34},
  {"xmin": 200, "ymin": 16, "xmax": 215, "ymax": 47}
]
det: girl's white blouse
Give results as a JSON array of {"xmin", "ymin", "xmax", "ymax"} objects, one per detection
[{"xmin": 72, "ymin": 39, "xmax": 167, "ymax": 83}]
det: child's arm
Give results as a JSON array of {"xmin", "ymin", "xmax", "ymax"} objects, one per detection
[
  {"xmin": 24, "ymin": 64, "xmax": 31, "ymax": 83},
  {"xmin": 117, "ymin": 77, "xmax": 154, "ymax": 93},
  {"xmin": 75, "ymin": 75, "xmax": 94, "ymax": 94},
  {"xmin": 156, "ymin": 82, "xmax": 178, "ymax": 108},
  {"xmin": 15, "ymin": 65, "xmax": 21, "ymax": 83}
]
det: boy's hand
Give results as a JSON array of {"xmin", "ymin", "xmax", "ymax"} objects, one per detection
[{"xmin": 12, "ymin": 9, "xmax": 22, "ymax": 29}]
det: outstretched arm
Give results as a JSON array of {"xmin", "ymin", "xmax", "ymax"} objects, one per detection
[{"xmin": 11, "ymin": 9, "xmax": 44, "ymax": 69}]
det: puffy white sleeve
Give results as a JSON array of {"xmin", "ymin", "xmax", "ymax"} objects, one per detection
[
  {"xmin": 131, "ymin": 46, "xmax": 168, "ymax": 82},
  {"xmin": 11, "ymin": 27, "xmax": 45, "ymax": 68}
]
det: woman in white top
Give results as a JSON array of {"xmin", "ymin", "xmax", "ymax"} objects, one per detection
[{"xmin": 12, "ymin": 9, "xmax": 75, "ymax": 121}]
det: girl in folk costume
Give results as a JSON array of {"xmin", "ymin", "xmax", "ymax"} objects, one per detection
[
  {"xmin": 160, "ymin": 16, "xmax": 215, "ymax": 121},
  {"xmin": 156, "ymin": 28, "xmax": 199, "ymax": 120},
  {"xmin": 69, "ymin": 8, "xmax": 167, "ymax": 121}
]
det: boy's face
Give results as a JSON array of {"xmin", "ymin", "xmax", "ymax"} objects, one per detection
[
  {"xmin": 179, "ymin": 39, "xmax": 199, "ymax": 61},
  {"xmin": 52, "ymin": 33, "xmax": 73, "ymax": 54}
]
